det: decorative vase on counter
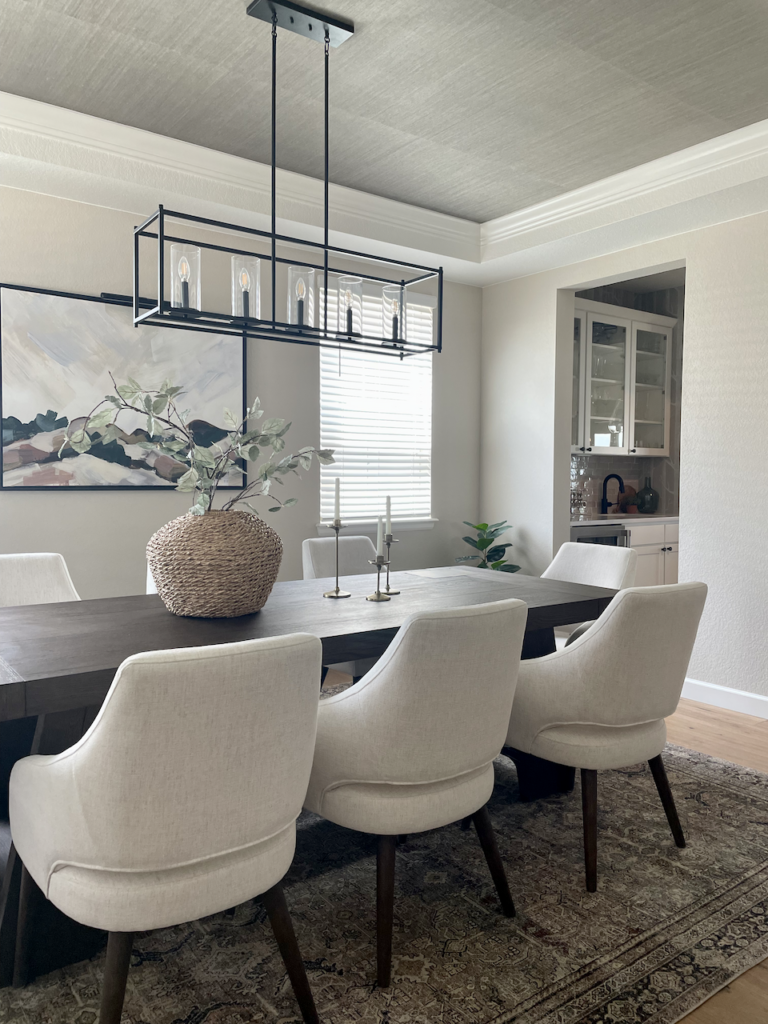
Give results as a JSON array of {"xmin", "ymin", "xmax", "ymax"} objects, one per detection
[
  {"xmin": 147, "ymin": 510, "xmax": 283, "ymax": 618},
  {"xmin": 636, "ymin": 477, "xmax": 660, "ymax": 514}
]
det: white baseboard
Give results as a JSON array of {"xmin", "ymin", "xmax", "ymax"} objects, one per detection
[{"xmin": 682, "ymin": 677, "xmax": 768, "ymax": 720}]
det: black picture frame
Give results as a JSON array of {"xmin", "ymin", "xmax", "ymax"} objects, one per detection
[{"xmin": 0, "ymin": 283, "xmax": 247, "ymax": 491}]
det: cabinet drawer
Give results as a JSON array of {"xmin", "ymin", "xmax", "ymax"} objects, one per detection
[
  {"xmin": 665, "ymin": 522, "xmax": 679, "ymax": 543},
  {"xmin": 628, "ymin": 524, "xmax": 664, "ymax": 547}
]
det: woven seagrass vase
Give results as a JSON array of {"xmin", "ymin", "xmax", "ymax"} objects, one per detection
[{"xmin": 147, "ymin": 510, "xmax": 283, "ymax": 618}]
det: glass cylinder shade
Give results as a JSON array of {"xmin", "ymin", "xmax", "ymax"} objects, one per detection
[
  {"xmin": 287, "ymin": 267, "xmax": 315, "ymax": 329},
  {"xmin": 337, "ymin": 276, "xmax": 362, "ymax": 337},
  {"xmin": 231, "ymin": 255, "xmax": 261, "ymax": 320},
  {"xmin": 382, "ymin": 284, "xmax": 406, "ymax": 343},
  {"xmin": 170, "ymin": 244, "xmax": 201, "ymax": 311}
]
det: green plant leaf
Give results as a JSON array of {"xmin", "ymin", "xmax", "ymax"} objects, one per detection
[
  {"xmin": 462, "ymin": 521, "xmax": 482, "ymax": 530},
  {"xmin": 268, "ymin": 506, "xmax": 281, "ymax": 512},
  {"xmin": 271, "ymin": 436, "xmax": 285, "ymax": 452},
  {"xmin": 455, "ymin": 555, "xmax": 478, "ymax": 562},
  {"xmin": 152, "ymin": 396, "xmax": 168, "ymax": 415},
  {"xmin": 175, "ymin": 467, "xmax": 199, "ymax": 492},
  {"xmin": 262, "ymin": 417, "xmax": 285, "ymax": 434},
  {"xmin": 499, "ymin": 563, "xmax": 521, "ymax": 573},
  {"xmin": 462, "ymin": 536, "xmax": 479, "ymax": 549},
  {"xmin": 283, "ymin": 497, "xmax": 298, "ymax": 507},
  {"xmin": 192, "ymin": 446, "xmax": 216, "ymax": 468},
  {"xmin": 476, "ymin": 537, "xmax": 494, "ymax": 550},
  {"xmin": 316, "ymin": 450, "xmax": 335, "ymax": 464},
  {"xmin": 86, "ymin": 408, "xmax": 115, "ymax": 431},
  {"xmin": 99, "ymin": 423, "xmax": 122, "ymax": 444}
]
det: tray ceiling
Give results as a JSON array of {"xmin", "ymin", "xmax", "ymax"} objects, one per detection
[{"xmin": 3, "ymin": 0, "xmax": 768, "ymax": 222}]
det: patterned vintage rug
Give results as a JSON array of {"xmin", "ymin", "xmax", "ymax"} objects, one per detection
[{"xmin": 2, "ymin": 744, "xmax": 768, "ymax": 1024}]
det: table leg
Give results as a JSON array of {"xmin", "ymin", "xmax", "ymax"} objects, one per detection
[
  {"xmin": 0, "ymin": 708, "xmax": 105, "ymax": 988},
  {"xmin": 505, "ymin": 626, "xmax": 574, "ymax": 801}
]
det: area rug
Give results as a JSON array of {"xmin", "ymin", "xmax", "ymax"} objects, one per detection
[{"xmin": 2, "ymin": 744, "xmax": 768, "ymax": 1024}]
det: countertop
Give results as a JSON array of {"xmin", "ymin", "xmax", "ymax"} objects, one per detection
[{"xmin": 570, "ymin": 514, "xmax": 679, "ymax": 525}]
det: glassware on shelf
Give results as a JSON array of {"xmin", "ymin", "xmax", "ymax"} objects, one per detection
[
  {"xmin": 337, "ymin": 276, "xmax": 362, "ymax": 336},
  {"xmin": 170, "ymin": 244, "xmax": 201, "ymax": 311},
  {"xmin": 230, "ymin": 255, "xmax": 260, "ymax": 320},
  {"xmin": 287, "ymin": 267, "xmax": 315, "ymax": 328}
]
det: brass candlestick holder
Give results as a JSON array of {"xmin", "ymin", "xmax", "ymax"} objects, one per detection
[
  {"xmin": 366, "ymin": 555, "xmax": 391, "ymax": 601},
  {"xmin": 384, "ymin": 533, "xmax": 400, "ymax": 594},
  {"xmin": 323, "ymin": 519, "xmax": 351, "ymax": 598}
]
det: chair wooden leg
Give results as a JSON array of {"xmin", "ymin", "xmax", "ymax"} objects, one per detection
[
  {"xmin": 99, "ymin": 931, "xmax": 133, "ymax": 1024},
  {"xmin": 472, "ymin": 806, "xmax": 515, "ymax": 917},
  {"xmin": 649, "ymin": 754, "xmax": 686, "ymax": 848},
  {"xmin": 581, "ymin": 768, "xmax": 598, "ymax": 893},
  {"xmin": 376, "ymin": 835, "xmax": 397, "ymax": 988},
  {"xmin": 320, "ymin": 666, "xmax": 329, "ymax": 689},
  {"xmin": 13, "ymin": 863, "xmax": 42, "ymax": 988},
  {"xmin": 460, "ymin": 814, "xmax": 473, "ymax": 831},
  {"xmin": 262, "ymin": 883, "xmax": 319, "ymax": 1024}
]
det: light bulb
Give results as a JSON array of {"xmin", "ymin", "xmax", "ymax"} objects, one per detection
[
  {"xmin": 345, "ymin": 289, "xmax": 352, "ymax": 309},
  {"xmin": 391, "ymin": 298, "xmax": 399, "ymax": 316},
  {"xmin": 178, "ymin": 256, "xmax": 191, "ymax": 282},
  {"xmin": 239, "ymin": 267, "xmax": 251, "ymax": 291},
  {"xmin": 296, "ymin": 277, "xmax": 306, "ymax": 299}
]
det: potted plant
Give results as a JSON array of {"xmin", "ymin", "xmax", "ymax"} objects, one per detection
[
  {"xmin": 65, "ymin": 376, "xmax": 334, "ymax": 617},
  {"xmin": 456, "ymin": 520, "xmax": 520, "ymax": 572}
]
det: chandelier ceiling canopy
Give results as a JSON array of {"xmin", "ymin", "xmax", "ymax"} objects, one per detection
[{"xmin": 132, "ymin": 0, "xmax": 443, "ymax": 359}]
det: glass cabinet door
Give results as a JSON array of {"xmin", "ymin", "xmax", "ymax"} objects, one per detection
[
  {"xmin": 586, "ymin": 313, "xmax": 631, "ymax": 453},
  {"xmin": 571, "ymin": 312, "xmax": 586, "ymax": 452},
  {"xmin": 630, "ymin": 323, "xmax": 671, "ymax": 455}
]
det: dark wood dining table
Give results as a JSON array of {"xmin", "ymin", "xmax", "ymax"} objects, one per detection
[{"xmin": 0, "ymin": 565, "xmax": 614, "ymax": 987}]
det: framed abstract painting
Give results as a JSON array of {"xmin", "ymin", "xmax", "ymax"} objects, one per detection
[{"xmin": 0, "ymin": 285, "xmax": 246, "ymax": 489}]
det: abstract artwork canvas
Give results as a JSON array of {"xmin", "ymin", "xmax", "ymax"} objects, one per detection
[{"xmin": 0, "ymin": 287, "xmax": 245, "ymax": 488}]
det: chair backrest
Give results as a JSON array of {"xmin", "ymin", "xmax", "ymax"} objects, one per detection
[
  {"xmin": 542, "ymin": 541, "xmax": 637, "ymax": 590},
  {"xmin": 555, "ymin": 582, "xmax": 707, "ymax": 724},
  {"xmin": 35, "ymin": 634, "xmax": 321, "ymax": 870},
  {"xmin": 0, "ymin": 552, "xmax": 80, "ymax": 607},
  {"xmin": 302, "ymin": 535, "xmax": 377, "ymax": 579},
  {"xmin": 146, "ymin": 563, "xmax": 157, "ymax": 594},
  {"xmin": 321, "ymin": 599, "xmax": 528, "ymax": 782}
]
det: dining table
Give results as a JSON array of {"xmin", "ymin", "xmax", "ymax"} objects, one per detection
[{"xmin": 0, "ymin": 564, "xmax": 615, "ymax": 987}]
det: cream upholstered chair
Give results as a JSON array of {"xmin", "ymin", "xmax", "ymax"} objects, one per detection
[
  {"xmin": 10, "ymin": 635, "xmax": 323, "ymax": 1024},
  {"xmin": 0, "ymin": 552, "xmax": 80, "ymax": 606},
  {"xmin": 302, "ymin": 535, "xmax": 378, "ymax": 680},
  {"xmin": 542, "ymin": 541, "xmax": 637, "ymax": 591},
  {"xmin": 302, "ymin": 535, "xmax": 377, "ymax": 581},
  {"xmin": 505, "ymin": 582, "xmax": 707, "ymax": 892},
  {"xmin": 305, "ymin": 598, "xmax": 528, "ymax": 987},
  {"xmin": 542, "ymin": 542, "xmax": 637, "ymax": 647}
]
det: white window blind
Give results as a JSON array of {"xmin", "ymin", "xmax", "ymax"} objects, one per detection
[{"xmin": 320, "ymin": 291, "xmax": 433, "ymax": 522}]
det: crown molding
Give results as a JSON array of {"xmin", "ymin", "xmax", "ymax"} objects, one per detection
[
  {"xmin": 0, "ymin": 92, "xmax": 481, "ymax": 268},
  {"xmin": 6, "ymin": 92, "xmax": 768, "ymax": 285},
  {"xmin": 481, "ymin": 117, "xmax": 768, "ymax": 262}
]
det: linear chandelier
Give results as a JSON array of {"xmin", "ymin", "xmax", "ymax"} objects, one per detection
[{"xmin": 132, "ymin": 0, "xmax": 443, "ymax": 359}]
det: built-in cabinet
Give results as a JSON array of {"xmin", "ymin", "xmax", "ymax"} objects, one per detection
[
  {"xmin": 627, "ymin": 521, "xmax": 679, "ymax": 586},
  {"xmin": 572, "ymin": 300, "xmax": 676, "ymax": 457}
]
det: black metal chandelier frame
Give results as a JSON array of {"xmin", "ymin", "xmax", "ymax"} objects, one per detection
[{"xmin": 132, "ymin": 0, "xmax": 443, "ymax": 358}]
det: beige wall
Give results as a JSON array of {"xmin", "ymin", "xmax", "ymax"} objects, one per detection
[
  {"xmin": 482, "ymin": 214, "xmax": 768, "ymax": 696},
  {"xmin": 0, "ymin": 187, "xmax": 482, "ymax": 597}
]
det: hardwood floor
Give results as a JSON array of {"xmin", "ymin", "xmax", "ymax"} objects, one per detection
[{"xmin": 666, "ymin": 698, "xmax": 768, "ymax": 1023}]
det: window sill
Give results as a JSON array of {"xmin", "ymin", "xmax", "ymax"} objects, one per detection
[{"xmin": 315, "ymin": 518, "xmax": 438, "ymax": 536}]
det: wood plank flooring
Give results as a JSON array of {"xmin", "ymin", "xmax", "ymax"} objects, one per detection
[{"xmin": 666, "ymin": 698, "xmax": 768, "ymax": 1023}]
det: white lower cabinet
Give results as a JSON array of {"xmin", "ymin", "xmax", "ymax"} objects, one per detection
[{"xmin": 627, "ymin": 522, "xmax": 678, "ymax": 585}]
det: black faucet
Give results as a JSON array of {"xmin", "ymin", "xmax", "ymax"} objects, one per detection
[{"xmin": 601, "ymin": 474, "xmax": 625, "ymax": 515}]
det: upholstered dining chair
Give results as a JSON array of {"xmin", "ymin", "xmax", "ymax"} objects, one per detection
[
  {"xmin": 10, "ymin": 634, "xmax": 323, "ymax": 1024},
  {"xmin": 504, "ymin": 582, "xmax": 707, "ymax": 892},
  {"xmin": 542, "ymin": 542, "xmax": 637, "ymax": 647},
  {"xmin": 304, "ymin": 598, "xmax": 528, "ymax": 987},
  {"xmin": 302, "ymin": 535, "xmax": 379, "ymax": 680},
  {"xmin": 0, "ymin": 552, "xmax": 80, "ymax": 606}
]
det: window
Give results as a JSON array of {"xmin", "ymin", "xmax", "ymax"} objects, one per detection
[{"xmin": 320, "ymin": 291, "xmax": 433, "ymax": 523}]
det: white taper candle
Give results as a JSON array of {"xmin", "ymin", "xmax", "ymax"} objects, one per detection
[
  {"xmin": 385, "ymin": 495, "xmax": 391, "ymax": 534},
  {"xmin": 376, "ymin": 515, "xmax": 384, "ymax": 557},
  {"xmin": 334, "ymin": 477, "xmax": 340, "ymax": 521}
]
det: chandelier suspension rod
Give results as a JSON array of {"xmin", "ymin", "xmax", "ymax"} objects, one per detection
[
  {"xmin": 271, "ymin": 13, "xmax": 278, "ymax": 328},
  {"xmin": 324, "ymin": 28, "xmax": 330, "ymax": 337}
]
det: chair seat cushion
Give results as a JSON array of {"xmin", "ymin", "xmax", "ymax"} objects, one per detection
[
  {"xmin": 39, "ymin": 823, "xmax": 296, "ymax": 933},
  {"xmin": 304, "ymin": 763, "xmax": 494, "ymax": 835},
  {"xmin": 509, "ymin": 719, "xmax": 667, "ymax": 771}
]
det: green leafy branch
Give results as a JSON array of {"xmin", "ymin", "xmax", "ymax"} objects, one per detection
[
  {"xmin": 58, "ymin": 375, "xmax": 334, "ymax": 516},
  {"xmin": 456, "ymin": 520, "xmax": 520, "ymax": 573}
]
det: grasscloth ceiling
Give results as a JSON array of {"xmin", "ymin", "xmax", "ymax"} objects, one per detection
[{"xmin": 3, "ymin": 0, "xmax": 768, "ymax": 222}]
